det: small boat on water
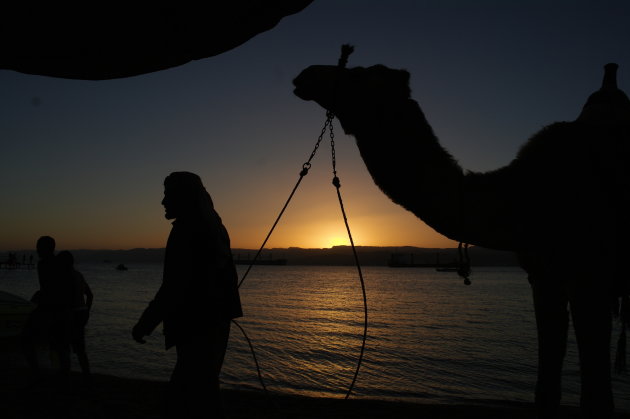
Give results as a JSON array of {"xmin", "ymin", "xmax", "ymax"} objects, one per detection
[{"xmin": 116, "ymin": 264, "xmax": 128, "ymax": 271}]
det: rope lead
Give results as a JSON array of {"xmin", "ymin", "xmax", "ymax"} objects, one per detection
[
  {"xmin": 329, "ymin": 138, "xmax": 368, "ymax": 400},
  {"xmin": 234, "ymin": 44, "xmax": 366, "ymax": 402}
]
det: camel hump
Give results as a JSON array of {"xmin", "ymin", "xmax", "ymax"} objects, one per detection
[
  {"xmin": 577, "ymin": 63, "xmax": 630, "ymax": 123},
  {"xmin": 603, "ymin": 63, "xmax": 619, "ymax": 90}
]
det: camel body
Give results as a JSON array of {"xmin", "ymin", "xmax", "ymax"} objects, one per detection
[{"xmin": 293, "ymin": 63, "xmax": 630, "ymax": 418}]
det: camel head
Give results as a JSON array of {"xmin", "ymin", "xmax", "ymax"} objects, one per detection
[
  {"xmin": 577, "ymin": 63, "xmax": 630, "ymax": 124},
  {"xmin": 293, "ymin": 64, "xmax": 411, "ymax": 133}
]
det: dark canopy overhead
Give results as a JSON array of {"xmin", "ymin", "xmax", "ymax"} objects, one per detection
[{"xmin": 1, "ymin": 1, "xmax": 313, "ymax": 80}]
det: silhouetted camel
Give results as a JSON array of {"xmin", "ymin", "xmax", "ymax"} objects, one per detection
[{"xmin": 293, "ymin": 63, "xmax": 630, "ymax": 418}]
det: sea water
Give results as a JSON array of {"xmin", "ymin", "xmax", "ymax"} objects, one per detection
[{"xmin": 2, "ymin": 263, "xmax": 630, "ymax": 409}]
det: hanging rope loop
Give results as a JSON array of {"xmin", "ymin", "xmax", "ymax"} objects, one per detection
[
  {"xmin": 235, "ymin": 44, "xmax": 366, "ymax": 403},
  {"xmin": 328, "ymin": 126, "xmax": 368, "ymax": 399},
  {"xmin": 325, "ymin": 46, "xmax": 368, "ymax": 398}
]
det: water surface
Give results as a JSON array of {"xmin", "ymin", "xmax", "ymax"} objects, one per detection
[{"xmin": 2, "ymin": 263, "xmax": 629, "ymax": 409}]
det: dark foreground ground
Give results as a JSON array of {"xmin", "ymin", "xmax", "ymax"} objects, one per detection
[{"xmin": 2, "ymin": 368, "xmax": 629, "ymax": 419}]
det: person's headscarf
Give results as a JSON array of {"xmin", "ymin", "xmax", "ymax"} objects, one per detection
[
  {"xmin": 164, "ymin": 171, "xmax": 232, "ymax": 264},
  {"xmin": 164, "ymin": 171, "xmax": 218, "ymax": 222}
]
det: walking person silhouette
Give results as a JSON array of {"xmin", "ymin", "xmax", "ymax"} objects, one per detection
[{"xmin": 132, "ymin": 172, "xmax": 243, "ymax": 418}]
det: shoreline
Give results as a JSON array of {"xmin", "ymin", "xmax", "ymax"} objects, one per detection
[{"xmin": 2, "ymin": 368, "xmax": 630, "ymax": 418}]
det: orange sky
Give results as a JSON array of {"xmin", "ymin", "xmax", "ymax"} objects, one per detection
[{"xmin": 0, "ymin": 152, "xmax": 457, "ymax": 251}]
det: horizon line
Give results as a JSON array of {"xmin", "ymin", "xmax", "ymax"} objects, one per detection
[{"xmin": 1, "ymin": 244, "xmax": 467, "ymax": 253}]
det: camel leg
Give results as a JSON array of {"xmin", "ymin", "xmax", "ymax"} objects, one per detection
[
  {"xmin": 530, "ymin": 275, "xmax": 569, "ymax": 418},
  {"xmin": 569, "ymin": 290, "xmax": 614, "ymax": 418}
]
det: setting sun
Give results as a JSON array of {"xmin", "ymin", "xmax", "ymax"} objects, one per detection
[{"xmin": 326, "ymin": 236, "xmax": 350, "ymax": 248}]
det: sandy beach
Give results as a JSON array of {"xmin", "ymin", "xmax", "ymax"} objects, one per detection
[{"xmin": 2, "ymin": 367, "xmax": 629, "ymax": 419}]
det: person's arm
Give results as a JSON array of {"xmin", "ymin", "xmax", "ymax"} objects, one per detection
[
  {"xmin": 83, "ymin": 277, "xmax": 94, "ymax": 310},
  {"xmin": 132, "ymin": 283, "xmax": 169, "ymax": 344}
]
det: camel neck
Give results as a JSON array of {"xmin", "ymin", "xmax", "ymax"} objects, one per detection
[{"xmin": 347, "ymin": 98, "xmax": 467, "ymax": 242}]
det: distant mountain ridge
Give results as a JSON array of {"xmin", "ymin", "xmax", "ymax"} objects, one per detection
[{"xmin": 3, "ymin": 246, "xmax": 518, "ymax": 267}]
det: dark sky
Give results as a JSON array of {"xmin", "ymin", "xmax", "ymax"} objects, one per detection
[{"xmin": 1, "ymin": 0, "xmax": 629, "ymax": 250}]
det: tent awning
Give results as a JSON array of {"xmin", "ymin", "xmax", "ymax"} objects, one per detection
[{"xmin": 1, "ymin": 1, "xmax": 313, "ymax": 80}]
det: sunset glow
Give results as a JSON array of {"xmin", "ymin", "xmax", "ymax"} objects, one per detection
[
  {"xmin": 325, "ymin": 236, "xmax": 350, "ymax": 248},
  {"xmin": 1, "ymin": 2, "xmax": 628, "ymax": 252}
]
